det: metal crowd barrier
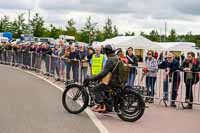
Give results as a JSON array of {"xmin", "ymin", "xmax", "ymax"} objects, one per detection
[
  {"xmin": 0, "ymin": 50, "xmax": 87, "ymax": 84},
  {"xmin": 133, "ymin": 66, "xmax": 200, "ymax": 107},
  {"xmin": 0, "ymin": 50, "xmax": 200, "ymax": 108}
]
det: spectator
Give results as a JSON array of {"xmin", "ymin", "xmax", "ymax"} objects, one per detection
[
  {"xmin": 117, "ymin": 48, "xmax": 128, "ymax": 64},
  {"xmin": 158, "ymin": 52, "xmax": 180, "ymax": 107},
  {"xmin": 154, "ymin": 51, "xmax": 158, "ymax": 60},
  {"xmin": 59, "ymin": 40, "xmax": 66, "ymax": 81},
  {"xmin": 144, "ymin": 50, "xmax": 158, "ymax": 103},
  {"xmin": 181, "ymin": 53, "xmax": 185, "ymax": 64},
  {"xmin": 23, "ymin": 43, "xmax": 31, "ymax": 69},
  {"xmin": 126, "ymin": 47, "xmax": 138, "ymax": 87},
  {"xmin": 78, "ymin": 44, "xmax": 88, "ymax": 82},
  {"xmin": 42, "ymin": 43, "xmax": 52, "ymax": 75},
  {"xmin": 87, "ymin": 47, "xmax": 95, "ymax": 67},
  {"xmin": 180, "ymin": 52, "xmax": 200, "ymax": 109},
  {"xmin": 35, "ymin": 43, "xmax": 43, "ymax": 71},
  {"xmin": 158, "ymin": 52, "xmax": 164, "ymax": 64},
  {"xmin": 0, "ymin": 43, "xmax": 3, "ymax": 63},
  {"xmin": 63, "ymin": 46, "xmax": 71, "ymax": 81},
  {"xmin": 51, "ymin": 44, "xmax": 60, "ymax": 81},
  {"xmin": 29, "ymin": 44, "xmax": 37, "ymax": 69},
  {"xmin": 69, "ymin": 45, "xmax": 80, "ymax": 82},
  {"xmin": 91, "ymin": 45, "xmax": 107, "ymax": 76}
]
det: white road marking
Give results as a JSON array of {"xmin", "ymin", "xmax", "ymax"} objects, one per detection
[{"xmin": 1, "ymin": 65, "xmax": 110, "ymax": 133}]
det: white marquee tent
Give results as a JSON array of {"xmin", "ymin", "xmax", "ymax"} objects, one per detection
[
  {"xmin": 157, "ymin": 42, "xmax": 198, "ymax": 52},
  {"xmin": 97, "ymin": 36, "xmax": 163, "ymax": 50},
  {"xmin": 97, "ymin": 36, "xmax": 199, "ymax": 53}
]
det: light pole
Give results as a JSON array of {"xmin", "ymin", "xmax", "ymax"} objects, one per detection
[{"xmin": 28, "ymin": 9, "xmax": 32, "ymax": 35}]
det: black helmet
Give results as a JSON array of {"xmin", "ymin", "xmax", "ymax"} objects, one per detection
[{"xmin": 104, "ymin": 44, "xmax": 115, "ymax": 55}]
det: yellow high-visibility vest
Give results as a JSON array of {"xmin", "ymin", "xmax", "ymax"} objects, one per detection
[{"xmin": 91, "ymin": 54, "xmax": 104, "ymax": 76}]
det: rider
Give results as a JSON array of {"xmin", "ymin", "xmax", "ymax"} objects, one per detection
[{"xmin": 84, "ymin": 44, "xmax": 120, "ymax": 112}]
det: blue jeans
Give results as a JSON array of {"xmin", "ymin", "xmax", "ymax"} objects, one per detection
[
  {"xmin": 163, "ymin": 79, "xmax": 169, "ymax": 98},
  {"xmin": 146, "ymin": 76, "xmax": 157, "ymax": 97},
  {"xmin": 44, "ymin": 55, "xmax": 50, "ymax": 73},
  {"xmin": 71, "ymin": 62, "xmax": 79, "ymax": 82},
  {"xmin": 127, "ymin": 72, "xmax": 136, "ymax": 87},
  {"xmin": 81, "ymin": 67, "xmax": 88, "ymax": 82},
  {"xmin": 65, "ymin": 62, "xmax": 71, "ymax": 80},
  {"xmin": 51, "ymin": 57, "xmax": 60, "ymax": 77},
  {"xmin": 163, "ymin": 77, "xmax": 180, "ymax": 101}
]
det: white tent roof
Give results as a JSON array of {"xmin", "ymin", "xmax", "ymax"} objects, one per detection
[
  {"xmin": 157, "ymin": 42, "xmax": 197, "ymax": 52},
  {"xmin": 97, "ymin": 36, "xmax": 198, "ymax": 53},
  {"xmin": 98, "ymin": 36, "xmax": 163, "ymax": 50}
]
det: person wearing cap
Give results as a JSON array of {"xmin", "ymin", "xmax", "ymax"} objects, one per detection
[
  {"xmin": 91, "ymin": 45, "xmax": 107, "ymax": 76},
  {"xmin": 84, "ymin": 44, "xmax": 119, "ymax": 112}
]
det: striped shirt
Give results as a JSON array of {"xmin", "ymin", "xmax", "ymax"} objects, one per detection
[{"xmin": 145, "ymin": 57, "xmax": 158, "ymax": 77}]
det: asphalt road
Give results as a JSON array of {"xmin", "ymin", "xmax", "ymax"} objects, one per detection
[{"xmin": 0, "ymin": 65, "xmax": 100, "ymax": 133}]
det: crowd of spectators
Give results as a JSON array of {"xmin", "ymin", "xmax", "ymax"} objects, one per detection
[{"xmin": 0, "ymin": 40, "xmax": 200, "ymax": 109}]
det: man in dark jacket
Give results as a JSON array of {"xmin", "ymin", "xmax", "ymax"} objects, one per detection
[
  {"xmin": 69, "ymin": 45, "xmax": 80, "ymax": 82},
  {"xmin": 159, "ymin": 52, "xmax": 180, "ymax": 107},
  {"xmin": 42, "ymin": 43, "xmax": 52, "ymax": 75},
  {"xmin": 84, "ymin": 44, "xmax": 120, "ymax": 112},
  {"xmin": 126, "ymin": 47, "xmax": 138, "ymax": 87},
  {"xmin": 180, "ymin": 52, "xmax": 200, "ymax": 109}
]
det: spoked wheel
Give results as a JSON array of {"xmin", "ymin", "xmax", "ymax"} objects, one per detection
[
  {"xmin": 117, "ymin": 91, "xmax": 145, "ymax": 122},
  {"xmin": 62, "ymin": 84, "xmax": 89, "ymax": 114}
]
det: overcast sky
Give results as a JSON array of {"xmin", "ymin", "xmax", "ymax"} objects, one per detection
[{"xmin": 0, "ymin": 0, "xmax": 200, "ymax": 35}]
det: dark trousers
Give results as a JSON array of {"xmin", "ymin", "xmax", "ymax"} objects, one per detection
[
  {"xmin": 71, "ymin": 62, "xmax": 79, "ymax": 82},
  {"xmin": 92, "ymin": 84, "xmax": 110, "ymax": 104},
  {"xmin": 66, "ymin": 62, "xmax": 71, "ymax": 80},
  {"xmin": 44, "ymin": 55, "xmax": 50, "ymax": 73},
  {"xmin": 185, "ymin": 79, "xmax": 194, "ymax": 106},
  {"xmin": 51, "ymin": 57, "xmax": 60, "ymax": 76},
  {"xmin": 31, "ymin": 53, "xmax": 36, "ymax": 68},
  {"xmin": 0, "ymin": 52, "xmax": 2, "ymax": 62}
]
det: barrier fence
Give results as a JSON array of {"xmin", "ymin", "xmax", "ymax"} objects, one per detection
[{"xmin": 0, "ymin": 50, "xmax": 200, "ymax": 108}]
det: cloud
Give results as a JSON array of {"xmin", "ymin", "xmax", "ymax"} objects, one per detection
[
  {"xmin": 0, "ymin": 0, "xmax": 35, "ymax": 10},
  {"xmin": 0, "ymin": 0, "xmax": 200, "ymax": 34}
]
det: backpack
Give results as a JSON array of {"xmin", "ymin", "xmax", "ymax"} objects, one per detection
[{"xmin": 118, "ymin": 60, "xmax": 130, "ymax": 84}]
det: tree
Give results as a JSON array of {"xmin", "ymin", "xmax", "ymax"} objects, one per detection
[
  {"xmin": 140, "ymin": 31, "xmax": 148, "ymax": 38},
  {"xmin": 11, "ymin": 14, "xmax": 29, "ymax": 38},
  {"xmin": 49, "ymin": 24, "xmax": 63, "ymax": 39},
  {"xmin": 0, "ymin": 15, "xmax": 12, "ymax": 32},
  {"xmin": 30, "ymin": 13, "xmax": 45, "ymax": 37},
  {"xmin": 113, "ymin": 25, "xmax": 119, "ymax": 37},
  {"xmin": 95, "ymin": 30, "xmax": 105, "ymax": 42},
  {"xmin": 149, "ymin": 30, "xmax": 160, "ymax": 42},
  {"xmin": 65, "ymin": 18, "xmax": 77, "ymax": 36},
  {"xmin": 103, "ymin": 18, "xmax": 113, "ymax": 39},
  {"xmin": 80, "ymin": 16, "xmax": 98, "ymax": 44},
  {"xmin": 125, "ymin": 31, "xmax": 135, "ymax": 36},
  {"xmin": 168, "ymin": 29, "xmax": 177, "ymax": 42}
]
